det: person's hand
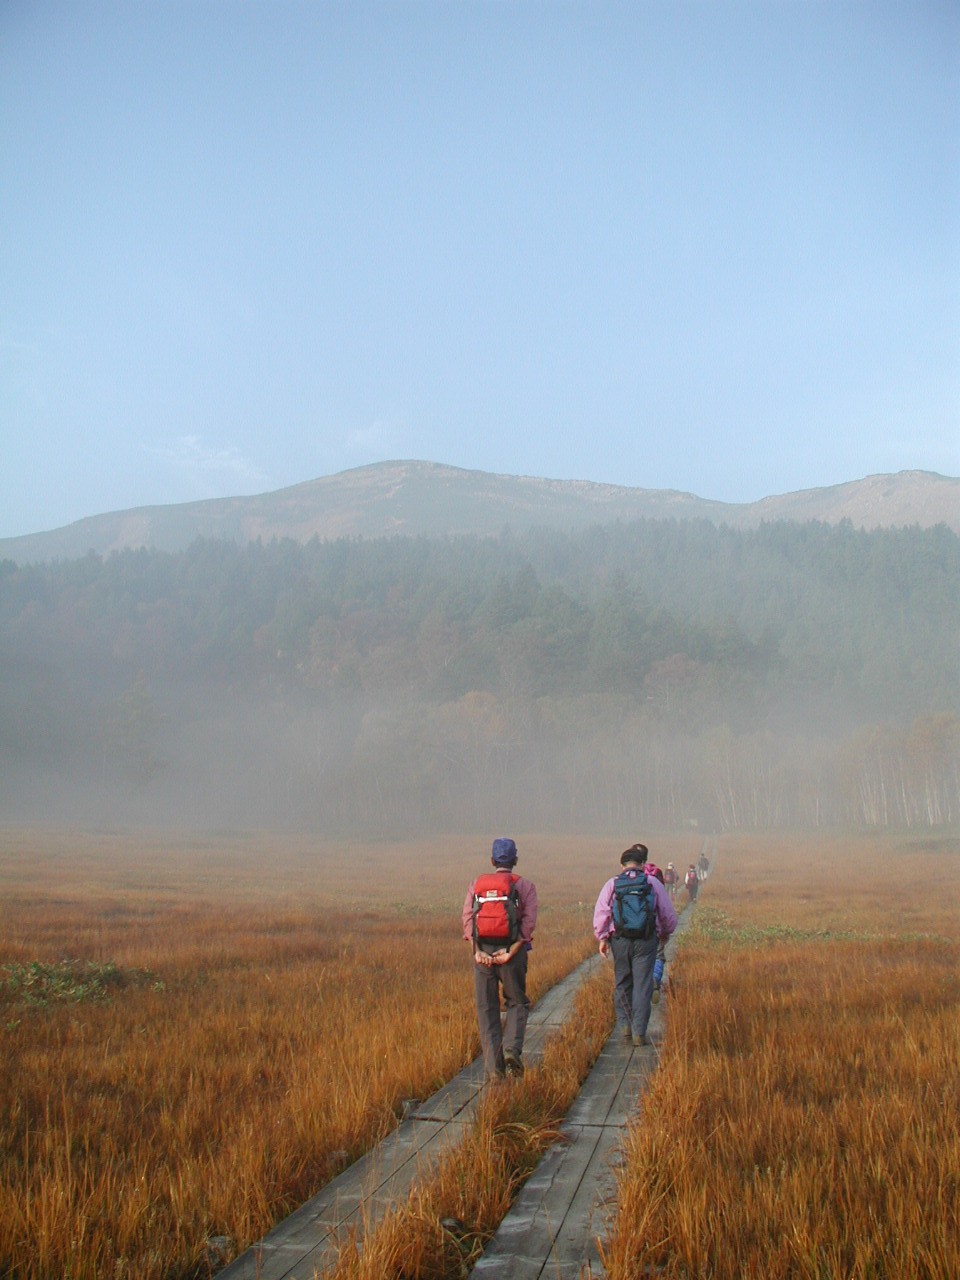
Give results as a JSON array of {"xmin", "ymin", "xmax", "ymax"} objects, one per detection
[
  {"xmin": 493, "ymin": 949, "xmax": 511, "ymax": 965},
  {"xmin": 599, "ymin": 938, "xmax": 609, "ymax": 958},
  {"xmin": 475, "ymin": 949, "xmax": 493, "ymax": 967}
]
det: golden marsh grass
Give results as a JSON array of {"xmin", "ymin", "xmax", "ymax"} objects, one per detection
[
  {"xmin": 602, "ymin": 833, "xmax": 960, "ymax": 1280},
  {"xmin": 0, "ymin": 827, "xmax": 686, "ymax": 1279}
]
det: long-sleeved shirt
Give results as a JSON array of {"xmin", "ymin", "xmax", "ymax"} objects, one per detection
[
  {"xmin": 462, "ymin": 872, "xmax": 538, "ymax": 948},
  {"xmin": 593, "ymin": 868, "xmax": 677, "ymax": 943}
]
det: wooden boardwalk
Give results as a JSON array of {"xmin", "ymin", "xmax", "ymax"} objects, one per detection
[
  {"xmin": 220, "ymin": 846, "xmax": 707, "ymax": 1280},
  {"xmin": 468, "ymin": 996, "xmax": 666, "ymax": 1279},
  {"xmin": 217, "ymin": 952, "xmax": 603, "ymax": 1280},
  {"xmin": 468, "ymin": 852, "xmax": 703, "ymax": 1278}
]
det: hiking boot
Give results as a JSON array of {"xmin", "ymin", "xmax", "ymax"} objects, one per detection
[
  {"xmin": 632, "ymin": 1033, "xmax": 648, "ymax": 1047},
  {"xmin": 620, "ymin": 1024, "xmax": 632, "ymax": 1041},
  {"xmin": 504, "ymin": 1052, "xmax": 524, "ymax": 1078},
  {"xmin": 652, "ymin": 989, "xmax": 661, "ymax": 1005}
]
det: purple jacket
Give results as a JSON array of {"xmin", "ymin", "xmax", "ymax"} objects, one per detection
[
  {"xmin": 463, "ymin": 872, "xmax": 538, "ymax": 947},
  {"xmin": 593, "ymin": 869, "xmax": 677, "ymax": 943}
]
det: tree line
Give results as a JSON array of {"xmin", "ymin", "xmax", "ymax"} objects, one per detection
[{"xmin": 0, "ymin": 518, "xmax": 957, "ymax": 832}]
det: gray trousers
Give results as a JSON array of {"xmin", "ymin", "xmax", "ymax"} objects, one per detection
[
  {"xmin": 473, "ymin": 948, "xmax": 530, "ymax": 1078},
  {"xmin": 610, "ymin": 934, "xmax": 659, "ymax": 1037}
]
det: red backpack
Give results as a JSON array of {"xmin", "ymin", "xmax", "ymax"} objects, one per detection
[{"xmin": 472, "ymin": 871, "xmax": 521, "ymax": 945}]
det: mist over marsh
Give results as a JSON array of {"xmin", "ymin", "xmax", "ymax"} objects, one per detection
[{"xmin": 2, "ymin": 519, "xmax": 957, "ymax": 833}]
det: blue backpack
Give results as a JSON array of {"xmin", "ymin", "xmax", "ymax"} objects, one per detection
[{"xmin": 611, "ymin": 871, "xmax": 657, "ymax": 941}]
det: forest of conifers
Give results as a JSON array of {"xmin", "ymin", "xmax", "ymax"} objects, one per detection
[{"xmin": 1, "ymin": 517, "xmax": 957, "ymax": 833}]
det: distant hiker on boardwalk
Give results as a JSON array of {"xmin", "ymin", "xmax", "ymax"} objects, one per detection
[
  {"xmin": 685, "ymin": 864, "xmax": 699, "ymax": 903},
  {"xmin": 593, "ymin": 844, "xmax": 677, "ymax": 1047},
  {"xmin": 664, "ymin": 861, "xmax": 679, "ymax": 900},
  {"xmin": 463, "ymin": 838, "xmax": 538, "ymax": 1081},
  {"xmin": 698, "ymin": 848, "xmax": 710, "ymax": 878}
]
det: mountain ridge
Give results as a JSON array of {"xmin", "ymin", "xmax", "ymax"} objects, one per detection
[{"xmin": 1, "ymin": 461, "xmax": 957, "ymax": 564}]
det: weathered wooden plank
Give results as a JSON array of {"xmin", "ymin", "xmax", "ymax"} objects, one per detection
[
  {"xmin": 603, "ymin": 1048, "xmax": 657, "ymax": 1128},
  {"xmin": 541, "ymin": 1124, "xmax": 625, "ymax": 1279},
  {"xmin": 331, "ymin": 1114, "xmax": 468, "ymax": 1194},
  {"xmin": 214, "ymin": 1239, "xmax": 317, "ymax": 1280},
  {"xmin": 529, "ymin": 954, "xmax": 601, "ymax": 1026},
  {"xmin": 406, "ymin": 1063, "xmax": 484, "ymax": 1121},
  {"xmin": 470, "ymin": 1127, "xmax": 605, "ymax": 1278},
  {"xmin": 564, "ymin": 1046, "xmax": 634, "ymax": 1128}
]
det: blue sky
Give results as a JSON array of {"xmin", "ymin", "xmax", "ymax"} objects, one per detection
[{"xmin": 1, "ymin": 1, "xmax": 957, "ymax": 538}]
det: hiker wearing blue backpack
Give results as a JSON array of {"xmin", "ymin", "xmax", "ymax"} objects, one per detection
[
  {"xmin": 593, "ymin": 844, "xmax": 677, "ymax": 1047},
  {"xmin": 462, "ymin": 838, "xmax": 538, "ymax": 1081}
]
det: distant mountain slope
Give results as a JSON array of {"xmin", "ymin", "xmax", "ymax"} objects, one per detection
[{"xmin": 1, "ymin": 462, "xmax": 957, "ymax": 564}]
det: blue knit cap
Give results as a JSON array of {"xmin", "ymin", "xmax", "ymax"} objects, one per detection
[{"xmin": 491, "ymin": 837, "xmax": 518, "ymax": 866}]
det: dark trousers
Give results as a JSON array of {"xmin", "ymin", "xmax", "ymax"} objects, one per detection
[
  {"xmin": 610, "ymin": 934, "xmax": 659, "ymax": 1038},
  {"xmin": 473, "ymin": 948, "xmax": 529, "ymax": 1078}
]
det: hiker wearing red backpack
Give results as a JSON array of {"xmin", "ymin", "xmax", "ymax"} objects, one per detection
[
  {"xmin": 593, "ymin": 844, "xmax": 677, "ymax": 1047},
  {"xmin": 462, "ymin": 838, "xmax": 538, "ymax": 1081}
]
